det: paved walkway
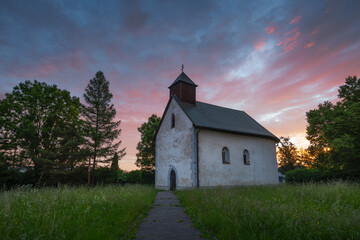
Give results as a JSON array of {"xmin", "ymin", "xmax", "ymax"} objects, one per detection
[{"xmin": 136, "ymin": 191, "xmax": 204, "ymax": 240}]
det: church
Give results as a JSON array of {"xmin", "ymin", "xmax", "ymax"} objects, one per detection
[{"xmin": 155, "ymin": 70, "xmax": 279, "ymax": 190}]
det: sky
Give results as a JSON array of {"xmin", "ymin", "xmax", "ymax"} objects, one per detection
[{"xmin": 1, "ymin": 0, "xmax": 359, "ymax": 171}]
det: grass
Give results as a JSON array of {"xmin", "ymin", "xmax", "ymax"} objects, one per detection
[
  {"xmin": 176, "ymin": 181, "xmax": 360, "ymax": 240},
  {"xmin": 0, "ymin": 184, "xmax": 157, "ymax": 240}
]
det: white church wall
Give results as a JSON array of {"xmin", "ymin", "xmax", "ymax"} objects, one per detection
[
  {"xmin": 198, "ymin": 129, "xmax": 278, "ymax": 186},
  {"xmin": 155, "ymin": 99, "xmax": 195, "ymax": 190}
]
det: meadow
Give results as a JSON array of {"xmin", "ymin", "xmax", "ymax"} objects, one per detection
[
  {"xmin": 176, "ymin": 181, "xmax": 360, "ymax": 240},
  {"xmin": 0, "ymin": 185, "xmax": 157, "ymax": 240}
]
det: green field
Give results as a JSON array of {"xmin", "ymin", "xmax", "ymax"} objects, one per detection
[
  {"xmin": 2, "ymin": 182, "xmax": 360, "ymax": 240},
  {"xmin": 0, "ymin": 185, "xmax": 157, "ymax": 240},
  {"xmin": 176, "ymin": 181, "xmax": 360, "ymax": 240}
]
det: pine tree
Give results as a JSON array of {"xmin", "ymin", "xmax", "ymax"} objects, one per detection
[
  {"xmin": 110, "ymin": 152, "xmax": 119, "ymax": 172},
  {"xmin": 83, "ymin": 71, "xmax": 125, "ymax": 185}
]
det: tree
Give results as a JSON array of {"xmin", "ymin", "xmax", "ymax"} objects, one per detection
[
  {"xmin": 0, "ymin": 80, "xmax": 85, "ymax": 183},
  {"xmin": 277, "ymin": 137, "xmax": 299, "ymax": 174},
  {"xmin": 110, "ymin": 152, "xmax": 119, "ymax": 172},
  {"xmin": 338, "ymin": 75, "xmax": 360, "ymax": 102},
  {"xmin": 306, "ymin": 75, "xmax": 360, "ymax": 177},
  {"xmin": 297, "ymin": 148, "xmax": 313, "ymax": 169},
  {"xmin": 82, "ymin": 71, "xmax": 125, "ymax": 185},
  {"xmin": 136, "ymin": 114, "xmax": 161, "ymax": 171}
]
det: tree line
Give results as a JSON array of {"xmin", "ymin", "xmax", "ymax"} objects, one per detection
[
  {"xmin": 1, "ymin": 73, "xmax": 358, "ymax": 187},
  {"xmin": 277, "ymin": 75, "xmax": 360, "ymax": 182},
  {"xmin": 0, "ymin": 71, "xmax": 126, "ymax": 187}
]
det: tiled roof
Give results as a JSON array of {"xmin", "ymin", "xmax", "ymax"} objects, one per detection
[{"xmin": 174, "ymin": 96, "xmax": 279, "ymax": 142}]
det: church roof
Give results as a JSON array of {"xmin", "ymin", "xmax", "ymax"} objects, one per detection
[
  {"xmin": 173, "ymin": 96, "xmax": 279, "ymax": 142},
  {"xmin": 168, "ymin": 72, "xmax": 198, "ymax": 88}
]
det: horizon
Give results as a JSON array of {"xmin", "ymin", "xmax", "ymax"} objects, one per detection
[{"xmin": 1, "ymin": 0, "xmax": 359, "ymax": 171}]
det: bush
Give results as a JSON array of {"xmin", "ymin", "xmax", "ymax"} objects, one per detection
[
  {"xmin": 286, "ymin": 168, "xmax": 322, "ymax": 183},
  {"xmin": 125, "ymin": 170, "xmax": 143, "ymax": 184},
  {"xmin": 140, "ymin": 170, "xmax": 155, "ymax": 184},
  {"xmin": 0, "ymin": 166, "xmax": 156, "ymax": 189},
  {"xmin": 286, "ymin": 168, "xmax": 358, "ymax": 183},
  {"xmin": 0, "ymin": 168, "xmax": 38, "ymax": 189},
  {"xmin": 123, "ymin": 170, "xmax": 155, "ymax": 185},
  {"xmin": 94, "ymin": 167, "xmax": 117, "ymax": 185}
]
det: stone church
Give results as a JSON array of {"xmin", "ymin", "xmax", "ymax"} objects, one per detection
[{"xmin": 155, "ymin": 71, "xmax": 279, "ymax": 190}]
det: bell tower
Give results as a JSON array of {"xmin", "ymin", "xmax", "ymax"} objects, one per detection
[{"xmin": 168, "ymin": 65, "xmax": 198, "ymax": 104}]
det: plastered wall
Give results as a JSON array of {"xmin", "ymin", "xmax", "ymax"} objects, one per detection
[
  {"xmin": 198, "ymin": 129, "xmax": 278, "ymax": 186},
  {"xmin": 155, "ymin": 99, "xmax": 196, "ymax": 190}
]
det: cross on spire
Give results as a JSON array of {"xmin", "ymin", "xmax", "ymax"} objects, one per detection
[{"xmin": 181, "ymin": 64, "xmax": 184, "ymax": 72}]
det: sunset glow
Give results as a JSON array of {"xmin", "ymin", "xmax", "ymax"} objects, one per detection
[{"xmin": 1, "ymin": 0, "xmax": 359, "ymax": 170}]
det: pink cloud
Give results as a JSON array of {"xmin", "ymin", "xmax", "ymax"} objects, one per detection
[
  {"xmin": 312, "ymin": 26, "xmax": 320, "ymax": 35},
  {"xmin": 290, "ymin": 16, "xmax": 302, "ymax": 24},
  {"xmin": 8, "ymin": 50, "xmax": 94, "ymax": 79},
  {"xmin": 265, "ymin": 26, "xmax": 275, "ymax": 34},
  {"xmin": 277, "ymin": 27, "xmax": 301, "ymax": 52},
  {"xmin": 305, "ymin": 41, "xmax": 315, "ymax": 48},
  {"xmin": 254, "ymin": 41, "xmax": 266, "ymax": 51}
]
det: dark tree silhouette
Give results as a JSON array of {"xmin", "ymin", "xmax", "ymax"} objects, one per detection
[
  {"xmin": 82, "ymin": 71, "xmax": 125, "ymax": 185},
  {"xmin": 277, "ymin": 137, "xmax": 299, "ymax": 174},
  {"xmin": 306, "ymin": 75, "xmax": 360, "ymax": 176},
  {"xmin": 136, "ymin": 114, "xmax": 161, "ymax": 171},
  {"xmin": 0, "ymin": 80, "xmax": 85, "ymax": 182}
]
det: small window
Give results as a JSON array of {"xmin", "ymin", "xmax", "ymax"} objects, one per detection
[
  {"xmin": 243, "ymin": 149, "xmax": 250, "ymax": 165},
  {"xmin": 171, "ymin": 114, "xmax": 175, "ymax": 129},
  {"xmin": 222, "ymin": 147, "xmax": 230, "ymax": 164}
]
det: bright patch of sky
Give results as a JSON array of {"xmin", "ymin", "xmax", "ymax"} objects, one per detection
[
  {"xmin": 228, "ymin": 39, "xmax": 277, "ymax": 81},
  {"xmin": 259, "ymin": 105, "xmax": 301, "ymax": 123}
]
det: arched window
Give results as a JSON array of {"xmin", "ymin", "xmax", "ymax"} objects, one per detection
[
  {"xmin": 222, "ymin": 147, "xmax": 230, "ymax": 164},
  {"xmin": 243, "ymin": 149, "xmax": 250, "ymax": 165},
  {"xmin": 171, "ymin": 114, "xmax": 175, "ymax": 128}
]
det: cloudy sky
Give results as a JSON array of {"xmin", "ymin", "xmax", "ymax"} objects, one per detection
[{"xmin": 1, "ymin": 0, "xmax": 359, "ymax": 170}]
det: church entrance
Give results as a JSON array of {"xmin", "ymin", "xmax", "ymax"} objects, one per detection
[{"xmin": 170, "ymin": 170, "xmax": 176, "ymax": 190}]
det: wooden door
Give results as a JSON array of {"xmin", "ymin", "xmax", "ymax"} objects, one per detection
[{"xmin": 170, "ymin": 170, "xmax": 176, "ymax": 190}]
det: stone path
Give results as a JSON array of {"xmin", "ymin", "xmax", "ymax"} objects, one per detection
[{"xmin": 136, "ymin": 191, "xmax": 204, "ymax": 240}]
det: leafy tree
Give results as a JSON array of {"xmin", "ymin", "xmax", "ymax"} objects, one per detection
[
  {"xmin": 277, "ymin": 137, "xmax": 299, "ymax": 174},
  {"xmin": 0, "ymin": 80, "xmax": 85, "ymax": 183},
  {"xmin": 136, "ymin": 114, "xmax": 161, "ymax": 171},
  {"xmin": 110, "ymin": 152, "xmax": 119, "ymax": 172},
  {"xmin": 82, "ymin": 71, "xmax": 125, "ymax": 185},
  {"xmin": 297, "ymin": 148, "xmax": 313, "ymax": 169},
  {"xmin": 338, "ymin": 75, "xmax": 360, "ymax": 102},
  {"xmin": 306, "ymin": 75, "xmax": 360, "ymax": 177}
]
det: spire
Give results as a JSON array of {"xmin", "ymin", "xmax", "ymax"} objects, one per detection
[
  {"xmin": 168, "ymin": 66, "xmax": 197, "ymax": 104},
  {"xmin": 168, "ymin": 71, "xmax": 198, "ymax": 88}
]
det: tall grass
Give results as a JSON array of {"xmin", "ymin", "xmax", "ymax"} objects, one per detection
[
  {"xmin": 176, "ymin": 181, "xmax": 360, "ymax": 240},
  {"xmin": 0, "ymin": 185, "xmax": 157, "ymax": 240}
]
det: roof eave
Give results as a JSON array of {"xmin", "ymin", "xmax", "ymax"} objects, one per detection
[
  {"xmin": 193, "ymin": 126, "xmax": 280, "ymax": 142},
  {"xmin": 153, "ymin": 96, "xmax": 173, "ymax": 141},
  {"xmin": 168, "ymin": 80, "xmax": 198, "ymax": 88}
]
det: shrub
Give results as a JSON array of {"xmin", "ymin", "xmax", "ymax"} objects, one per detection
[
  {"xmin": 123, "ymin": 170, "xmax": 155, "ymax": 185},
  {"xmin": 141, "ymin": 170, "xmax": 155, "ymax": 185},
  {"xmin": 94, "ymin": 167, "xmax": 118, "ymax": 185},
  {"xmin": 125, "ymin": 170, "xmax": 143, "ymax": 184},
  {"xmin": 286, "ymin": 168, "xmax": 322, "ymax": 183},
  {"xmin": 286, "ymin": 168, "xmax": 358, "ymax": 183}
]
